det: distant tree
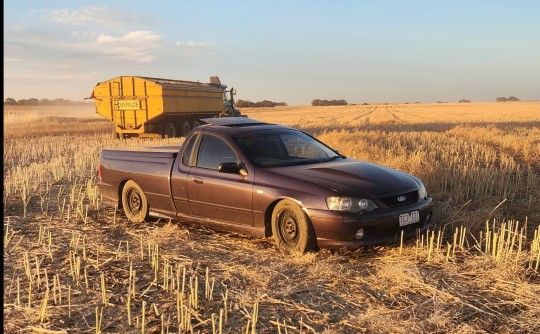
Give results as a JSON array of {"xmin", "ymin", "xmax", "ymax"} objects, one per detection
[
  {"xmin": 40, "ymin": 98, "xmax": 51, "ymax": 105},
  {"xmin": 53, "ymin": 98, "xmax": 69, "ymax": 106},
  {"xmin": 25, "ymin": 98, "xmax": 39, "ymax": 106},
  {"xmin": 458, "ymin": 99, "xmax": 471, "ymax": 103},
  {"xmin": 236, "ymin": 99, "xmax": 287, "ymax": 108},
  {"xmin": 495, "ymin": 96, "xmax": 520, "ymax": 102},
  {"xmin": 259, "ymin": 100, "xmax": 274, "ymax": 107},
  {"xmin": 236, "ymin": 99, "xmax": 251, "ymax": 108},
  {"xmin": 311, "ymin": 99, "xmax": 348, "ymax": 106},
  {"xmin": 3, "ymin": 97, "xmax": 89, "ymax": 106}
]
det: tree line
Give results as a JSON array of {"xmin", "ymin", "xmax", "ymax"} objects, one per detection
[
  {"xmin": 311, "ymin": 99, "xmax": 348, "ymax": 106},
  {"xmin": 4, "ymin": 98, "xmax": 90, "ymax": 106},
  {"xmin": 496, "ymin": 96, "xmax": 520, "ymax": 102},
  {"xmin": 235, "ymin": 99, "xmax": 288, "ymax": 108}
]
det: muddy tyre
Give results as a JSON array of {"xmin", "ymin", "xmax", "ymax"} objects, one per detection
[
  {"xmin": 121, "ymin": 180, "xmax": 149, "ymax": 223},
  {"xmin": 271, "ymin": 200, "xmax": 317, "ymax": 254}
]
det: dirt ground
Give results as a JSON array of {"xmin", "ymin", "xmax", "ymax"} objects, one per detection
[{"xmin": 3, "ymin": 104, "xmax": 540, "ymax": 333}]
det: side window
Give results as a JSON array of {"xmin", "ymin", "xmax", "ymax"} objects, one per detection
[
  {"xmin": 196, "ymin": 135, "xmax": 239, "ymax": 170},
  {"xmin": 182, "ymin": 134, "xmax": 198, "ymax": 166}
]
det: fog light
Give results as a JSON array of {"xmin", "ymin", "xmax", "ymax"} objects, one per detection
[
  {"xmin": 358, "ymin": 199, "xmax": 369, "ymax": 210},
  {"xmin": 355, "ymin": 228, "xmax": 365, "ymax": 240}
]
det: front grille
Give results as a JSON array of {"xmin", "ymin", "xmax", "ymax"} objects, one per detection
[
  {"xmin": 363, "ymin": 220, "xmax": 423, "ymax": 240},
  {"xmin": 379, "ymin": 190, "xmax": 418, "ymax": 208}
]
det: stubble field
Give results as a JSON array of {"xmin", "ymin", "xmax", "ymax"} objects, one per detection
[{"xmin": 3, "ymin": 102, "xmax": 540, "ymax": 333}]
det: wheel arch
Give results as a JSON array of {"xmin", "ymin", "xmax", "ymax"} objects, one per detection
[
  {"xmin": 263, "ymin": 197, "xmax": 306, "ymax": 238},
  {"xmin": 117, "ymin": 179, "xmax": 129, "ymax": 209}
]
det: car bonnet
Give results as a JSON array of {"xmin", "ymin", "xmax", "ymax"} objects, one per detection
[{"xmin": 266, "ymin": 159, "xmax": 419, "ymax": 198}]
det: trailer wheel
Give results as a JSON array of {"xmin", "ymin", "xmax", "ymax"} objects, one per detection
[
  {"xmin": 180, "ymin": 121, "xmax": 191, "ymax": 137},
  {"xmin": 162, "ymin": 122, "xmax": 177, "ymax": 138},
  {"xmin": 192, "ymin": 120, "xmax": 201, "ymax": 129},
  {"xmin": 121, "ymin": 180, "xmax": 149, "ymax": 223}
]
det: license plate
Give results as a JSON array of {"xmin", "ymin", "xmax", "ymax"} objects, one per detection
[{"xmin": 399, "ymin": 211, "xmax": 420, "ymax": 227}]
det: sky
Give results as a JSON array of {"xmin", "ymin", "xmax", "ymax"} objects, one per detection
[{"xmin": 4, "ymin": 0, "xmax": 540, "ymax": 105}]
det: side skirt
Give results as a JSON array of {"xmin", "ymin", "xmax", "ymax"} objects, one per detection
[{"xmin": 176, "ymin": 212, "xmax": 266, "ymax": 238}]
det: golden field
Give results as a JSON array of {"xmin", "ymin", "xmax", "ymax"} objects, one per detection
[{"xmin": 3, "ymin": 102, "xmax": 540, "ymax": 333}]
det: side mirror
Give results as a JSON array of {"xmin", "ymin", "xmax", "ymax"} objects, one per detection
[{"xmin": 218, "ymin": 162, "xmax": 248, "ymax": 176}]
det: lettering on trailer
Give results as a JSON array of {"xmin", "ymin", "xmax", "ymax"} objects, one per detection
[{"xmin": 117, "ymin": 99, "xmax": 141, "ymax": 110}]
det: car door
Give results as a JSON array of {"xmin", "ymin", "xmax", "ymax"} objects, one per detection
[
  {"xmin": 187, "ymin": 133, "xmax": 254, "ymax": 225},
  {"xmin": 171, "ymin": 133, "xmax": 199, "ymax": 215}
]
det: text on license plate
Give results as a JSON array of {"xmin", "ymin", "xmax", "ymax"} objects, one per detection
[{"xmin": 399, "ymin": 211, "xmax": 420, "ymax": 227}]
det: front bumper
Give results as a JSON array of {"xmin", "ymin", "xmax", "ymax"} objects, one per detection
[{"xmin": 306, "ymin": 197, "xmax": 433, "ymax": 249}]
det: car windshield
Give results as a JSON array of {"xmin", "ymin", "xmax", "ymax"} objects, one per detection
[{"xmin": 235, "ymin": 130, "xmax": 341, "ymax": 167}]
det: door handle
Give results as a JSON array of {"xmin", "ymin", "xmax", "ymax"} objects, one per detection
[{"xmin": 193, "ymin": 177, "xmax": 203, "ymax": 184}]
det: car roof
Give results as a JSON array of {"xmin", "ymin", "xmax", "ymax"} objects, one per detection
[
  {"xmin": 199, "ymin": 117, "xmax": 296, "ymax": 136},
  {"xmin": 200, "ymin": 117, "xmax": 266, "ymax": 127}
]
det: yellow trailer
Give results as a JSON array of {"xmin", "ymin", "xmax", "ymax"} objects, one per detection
[{"xmin": 91, "ymin": 76, "xmax": 239, "ymax": 138}]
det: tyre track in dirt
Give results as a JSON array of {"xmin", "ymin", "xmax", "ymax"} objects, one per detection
[
  {"xmin": 389, "ymin": 105, "xmax": 438, "ymax": 123},
  {"xmin": 384, "ymin": 105, "xmax": 402, "ymax": 121},
  {"xmin": 338, "ymin": 105, "xmax": 378, "ymax": 125}
]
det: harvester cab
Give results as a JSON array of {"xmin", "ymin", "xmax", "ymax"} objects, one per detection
[
  {"xmin": 211, "ymin": 76, "xmax": 239, "ymax": 117},
  {"xmin": 223, "ymin": 87, "xmax": 239, "ymax": 117}
]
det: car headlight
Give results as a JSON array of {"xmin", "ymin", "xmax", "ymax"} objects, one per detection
[
  {"xmin": 418, "ymin": 182, "xmax": 427, "ymax": 200},
  {"xmin": 326, "ymin": 197, "xmax": 377, "ymax": 213}
]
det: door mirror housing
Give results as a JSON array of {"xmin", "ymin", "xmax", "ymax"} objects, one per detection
[{"xmin": 218, "ymin": 162, "xmax": 248, "ymax": 176}]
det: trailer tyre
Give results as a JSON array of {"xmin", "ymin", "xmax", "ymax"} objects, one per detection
[
  {"xmin": 180, "ymin": 121, "xmax": 191, "ymax": 137},
  {"xmin": 162, "ymin": 122, "xmax": 177, "ymax": 138},
  {"xmin": 121, "ymin": 180, "xmax": 149, "ymax": 223}
]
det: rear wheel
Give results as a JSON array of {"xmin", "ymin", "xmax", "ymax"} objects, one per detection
[
  {"xmin": 192, "ymin": 120, "xmax": 201, "ymax": 129},
  {"xmin": 162, "ymin": 122, "xmax": 177, "ymax": 138},
  {"xmin": 121, "ymin": 180, "xmax": 149, "ymax": 223},
  {"xmin": 271, "ymin": 200, "xmax": 317, "ymax": 254},
  {"xmin": 180, "ymin": 121, "xmax": 191, "ymax": 137}
]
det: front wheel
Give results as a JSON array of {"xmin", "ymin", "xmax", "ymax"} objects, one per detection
[
  {"xmin": 121, "ymin": 180, "xmax": 149, "ymax": 223},
  {"xmin": 271, "ymin": 200, "xmax": 317, "ymax": 254}
]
